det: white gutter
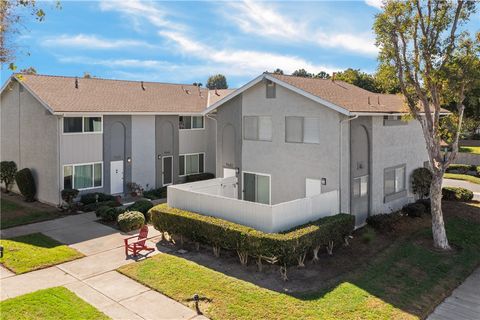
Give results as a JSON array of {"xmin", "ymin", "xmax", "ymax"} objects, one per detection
[
  {"xmin": 352, "ymin": 112, "xmax": 450, "ymax": 116},
  {"xmin": 339, "ymin": 114, "xmax": 359, "ymax": 214}
]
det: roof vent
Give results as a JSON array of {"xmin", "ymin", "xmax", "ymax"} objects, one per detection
[
  {"xmin": 75, "ymin": 77, "xmax": 78, "ymax": 89},
  {"xmin": 141, "ymin": 81, "xmax": 145, "ymax": 91},
  {"xmin": 181, "ymin": 86, "xmax": 191, "ymax": 94},
  {"xmin": 215, "ymin": 89, "xmax": 220, "ymax": 96},
  {"xmin": 368, "ymin": 96, "xmax": 371, "ymax": 105},
  {"xmin": 377, "ymin": 96, "xmax": 380, "ymax": 105}
]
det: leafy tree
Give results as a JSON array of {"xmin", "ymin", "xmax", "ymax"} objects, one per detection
[
  {"xmin": 0, "ymin": 161, "xmax": 17, "ymax": 193},
  {"xmin": 206, "ymin": 74, "xmax": 228, "ymax": 89},
  {"xmin": 272, "ymin": 68, "xmax": 284, "ymax": 75},
  {"xmin": 83, "ymin": 72, "xmax": 92, "ymax": 78},
  {"xmin": 1, "ymin": 1, "xmax": 60, "ymax": 71},
  {"xmin": 335, "ymin": 68, "xmax": 379, "ymax": 92},
  {"xmin": 374, "ymin": 63, "xmax": 400, "ymax": 94},
  {"xmin": 292, "ymin": 69, "xmax": 312, "ymax": 78},
  {"xmin": 313, "ymin": 71, "xmax": 331, "ymax": 79},
  {"xmin": 20, "ymin": 66, "xmax": 37, "ymax": 74},
  {"xmin": 192, "ymin": 82, "xmax": 203, "ymax": 87},
  {"xmin": 374, "ymin": 0, "xmax": 478, "ymax": 250}
]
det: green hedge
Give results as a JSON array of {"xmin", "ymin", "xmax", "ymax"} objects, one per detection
[
  {"xmin": 80, "ymin": 192, "xmax": 116, "ymax": 205},
  {"xmin": 151, "ymin": 204, "xmax": 354, "ymax": 266},
  {"xmin": 442, "ymin": 187, "xmax": 474, "ymax": 201},
  {"xmin": 446, "ymin": 164, "xmax": 479, "ymax": 176},
  {"xmin": 15, "ymin": 168, "xmax": 36, "ymax": 202},
  {"xmin": 143, "ymin": 187, "xmax": 167, "ymax": 200}
]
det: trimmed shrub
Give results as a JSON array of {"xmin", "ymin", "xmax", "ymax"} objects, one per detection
[
  {"xmin": 117, "ymin": 211, "xmax": 145, "ymax": 232},
  {"xmin": 15, "ymin": 168, "xmax": 36, "ymax": 201},
  {"xmin": 127, "ymin": 200, "xmax": 153, "ymax": 222},
  {"xmin": 83, "ymin": 200, "xmax": 120, "ymax": 213},
  {"xmin": 151, "ymin": 204, "xmax": 354, "ymax": 266},
  {"xmin": 442, "ymin": 187, "xmax": 474, "ymax": 202},
  {"xmin": 446, "ymin": 164, "xmax": 475, "ymax": 174},
  {"xmin": 402, "ymin": 202, "xmax": 426, "ymax": 218},
  {"xmin": 61, "ymin": 189, "xmax": 79, "ymax": 203},
  {"xmin": 411, "ymin": 167, "xmax": 432, "ymax": 199},
  {"xmin": 0, "ymin": 161, "xmax": 17, "ymax": 192},
  {"xmin": 416, "ymin": 198, "xmax": 431, "ymax": 214},
  {"xmin": 185, "ymin": 173, "xmax": 215, "ymax": 183},
  {"xmin": 143, "ymin": 187, "xmax": 167, "ymax": 200},
  {"xmin": 366, "ymin": 212, "xmax": 402, "ymax": 232},
  {"xmin": 80, "ymin": 192, "xmax": 116, "ymax": 205},
  {"xmin": 96, "ymin": 206, "xmax": 124, "ymax": 222}
]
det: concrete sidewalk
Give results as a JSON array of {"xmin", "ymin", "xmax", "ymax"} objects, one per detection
[
  {"xmin": 427, "ymin": 267, "xmax": 480, "ymax": 320},
  {"xmin": 0, "ymin": 213, "xmax": 206, "ymax": 320}
]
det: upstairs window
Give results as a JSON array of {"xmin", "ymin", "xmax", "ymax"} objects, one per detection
[
  {"xmin": 179, "ymin": 116, "xmax": 204, "ymax": 130},
  {"xmin": 285, "ymin": 116, "xmax": 321, "ymax": 144},
  {"xmin": 244, "ymin": 116, "xmax": 272, "ymax": 141},
  {"xmin": 63, "ymin": 116, "xmax": 102, "ymax": 133},
  {"xmin": 266, "ymin": 80, "xmax": 276, "ymax": 99}
]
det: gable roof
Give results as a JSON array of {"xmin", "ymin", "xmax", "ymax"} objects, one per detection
[
  {"xmin": 1, "ymin": 74, "xmax": 233, "ymax": 115},
  {"xmin": 204, "ymin": 73, "xmax": 445, "ymax": 116}
]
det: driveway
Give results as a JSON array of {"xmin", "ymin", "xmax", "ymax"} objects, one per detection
[
  {"xmin": 443, "ymin": 178, "xmax": 480, "ymax": 201},
  {"xmin": 0, "ymin": 213, "xmax": 207, "ymax": 320}
]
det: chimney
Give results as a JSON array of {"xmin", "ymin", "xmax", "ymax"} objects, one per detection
[
  {"xmin": 75, "ymin": 77, "xmax": 78, "ymax": 89},
  {"xmin": 331, "ymin": 72, "xmax": 336, "ymax": 82},
  {"xmin": 141, "ymin": 81, "xmax": 145, "ymax": 91},
  {"xmin": 368, "ymin": 96, "xmax": 371, "ymax": 105},
  {"xmin": 377, "ymin": 96, "xmax": 380, "ymax": 105},
  {"xmin": 215, "ymin": 89, "xmax": 219, "ymax": 96}
]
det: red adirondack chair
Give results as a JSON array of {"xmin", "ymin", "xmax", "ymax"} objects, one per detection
[{"xmin": 124, "ymin": 225, "xmax": 155, "ymax": 257}]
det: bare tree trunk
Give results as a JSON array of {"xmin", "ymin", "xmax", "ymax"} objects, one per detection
[{"xmin": 430, "ymin": 174, "xmax": 451, "ymax": 250}]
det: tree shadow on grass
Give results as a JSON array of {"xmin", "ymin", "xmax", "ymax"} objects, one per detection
[{"xmin": 3, "ymin": 232, "xmax": 64, "ymax": 249}]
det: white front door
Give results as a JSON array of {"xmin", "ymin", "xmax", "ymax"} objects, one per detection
[{"xmin": 110, "ymin": 160, "xmax": 124, "ymax": 194}]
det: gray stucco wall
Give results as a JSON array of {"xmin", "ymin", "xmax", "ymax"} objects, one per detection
[
  {"xmin": 215, "ymin": 94, "xmax": 243, "ymax": 198},
  {"xmin": 240, "ymin": 82, "xmax": 349, "ymax": 205},
  {"xmin": 131, "ymin": 115, "xmax": 156, "ymax": 190},
  {"xmin": 370, "ymin": 116, "xmax": 428, "ymax": 214},
  {"xmin": 103, "ymin": 115, "xmax": 132, "ymax": 194},
  {"xmin": 178, "ymin": 116, "xmax": 216, "ymax": 175},
  {"xmin": 155, "ymin": 116, "xmax": 179, "ymax": 187},
  {"xmin": 0, "ymin": 81, "xmax": 59, "ymax": 205}
]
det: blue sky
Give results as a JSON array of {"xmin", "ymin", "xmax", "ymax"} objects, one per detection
[{"xmin": 2, "ymin": 0, "xmax": 478, "ymax": 88}]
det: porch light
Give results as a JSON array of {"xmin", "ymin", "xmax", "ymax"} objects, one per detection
[
  {"xmin": 127, "ymin": 157, "xmax": 132, "ymax": 163},
  {"xmin": 321, "ymin": 178, "xmax": 327, "ymax": 185}
]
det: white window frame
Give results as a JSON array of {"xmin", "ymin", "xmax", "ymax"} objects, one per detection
[
  {"xmin": 63, "ymin": 161, "xmax": 103, "ymax": 191},
  {"xmin": 384, "ymin": 164, "xmax": 407, "ymax": 202},
  {"xmin": 383, "ymin": 115, "xmax": 407, "ymax": 126},
  {"xmin": 243, "ymin": 115, "xmax": 272, "ymax": 142},
  {"xmin": 179, "ymin": 116, "xmax": 205, "ymax": 130},
  {"xmin": 242, "ymin": 171, "xmax": 271, "ymax": 205},
  {"xmin": 179, "ymin": 152, "xmax": 205, "ymax": 177},
  {"xmin": 285, "ymin": 116, "xmax": 321, "ymax": 144},
  {"xmin": 63, "ymin": 115, "xmax": 103, "ymax": 135}
]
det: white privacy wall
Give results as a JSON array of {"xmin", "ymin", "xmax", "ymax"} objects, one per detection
[
  {"xmin": 167, "ymin": 178, "xmax": 339, "ymax": 233},
  {"xmin": 131, "ymin": 116, "xmax": 156, "ymax": 190}
]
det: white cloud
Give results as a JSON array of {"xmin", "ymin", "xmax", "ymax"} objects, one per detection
[
  {"xmin": 57, "ymin": 56, "xmax": 167, "ymax": 68},
  {"xmin": 159, "ymin": 31, "xmax": 340, "ymax": 76},
  {"xmin": 225, "ymin": 0, "xmax": 378, "ymax": 56},
  {"xmin": 99, "ymin": 0, "xmax": 182, "ymax": 31},
  {"xmin": 43, "ymin": 34, "xmax": 154, "ymax": 49},
  {"xmin": 365, "ymin": 0, "xmax": 383, "ymax": 10}
]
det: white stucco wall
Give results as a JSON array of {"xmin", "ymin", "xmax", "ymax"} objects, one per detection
[
  {"xmin": 241, "ymin": 82, "xmax": 350, "ymax": 207},
  {"xmin": 370, "ymin": 117, "xmax": 429, "ymax": 214},
  {"xmin": 131, "ymin": 115, "xmax": 156, "ymax": 190}
]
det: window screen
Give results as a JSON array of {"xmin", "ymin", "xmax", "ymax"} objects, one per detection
[
  {"xmin": 64, "ymin": 117, "xmax": 83, "ymax": 133},
  {"xmin": 192, "ymin": 116, "xmax": 204, "ymax": 129},
  {"xmin": 244, "ymin": 116, "xmax": 258, "ymax": 140},
  {"xmin": 258, "ymin": 116, "xmax": 272, "ymax": 141},
  {"xmin": 286, "ymin": 117, "xmax": 303, "ymax": 143},
  {"xmin": 303, "ymin": 118, "xmax": 320, "ymax": 143},
  {"xmin": 84, "ymin": 117, "xmax": 102, "ymax": 132},
  {"xmin": 384, "ymin": 165, "xmax": 406, "ymax": 196}
]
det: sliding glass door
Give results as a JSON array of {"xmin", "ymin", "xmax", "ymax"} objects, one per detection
[{"xmin": 243, "ymin": 172, "xmax": 270, "ymax": 204}]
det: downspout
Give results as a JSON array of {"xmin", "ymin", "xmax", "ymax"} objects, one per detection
[
  {"xmin": 339, "ymin": 114, "xmax": 359, "ymax": 213},
  {"xmin": 57, "ymin": 116, "xmax": 62, "ymax": 206},
  {"xmin": 206, "ymin": 113, "xmax": 217, "ymax": 177}
]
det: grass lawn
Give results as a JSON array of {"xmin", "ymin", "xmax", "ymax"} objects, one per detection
[
  {"xmin": 0, "ymin": 233, "xmax": 84, "ymax": 274},
  {"xmin": 119, "ymin": 214, "xmax": 480, "ymax": 320},
  {"xmin": 1, "ymin": 197, "xmax": 60, "ymax": 229},
  {"xmin": 0, "ymin": 286, "xmax": 109, "ymax": 320},
  {"xmin": 444, "ymin": 173, "xmax": 480, "ymax": 184},
  {"xmin": 459, "ymin": 146, "xmax": 480, "ymax": 154}
]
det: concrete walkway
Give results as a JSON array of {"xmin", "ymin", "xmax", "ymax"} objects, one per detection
[
  {"xmin": 0, "ymin": 213, "xmax": 206, "ymax": 320},
  {"xmin": 443, "ymin": 178, "xmax": 480, "ymax": 201},
  {"xmin": 428, "ymin": 267, "xmax": 480, "ymax": 320}
]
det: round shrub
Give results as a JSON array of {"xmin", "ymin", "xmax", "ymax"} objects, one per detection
[
  {"xmin": 96, "ymin": 206, "xmax": 122, "ymax": 222},
  {"xmin": 411, "ymin": 167, "xmax": 432, "ymax": 199},
  {"xmin": 15, "ymin": 168, "xmax": 36, "ymax": 201},
  {"xmin": 442, "ymin": 187, "xmax": 474, "ymax": 202},
  {"xmin": 61, "ymin": 189, "xmax": 79, "ymax": 204},
  {"xmin": 0, "ymin": 161, "xmax": 17, "ymax": 192},
  {"xmin": 402, "ymin": 202, "xmax": 426, "ymax": 218},
  {"xmin": 127, "ymin": 200, "xmax": 153, "ymax": 214},
  {"xmin": 117, "ymin": 211, "xmax": 145, "ymax": 232}
]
